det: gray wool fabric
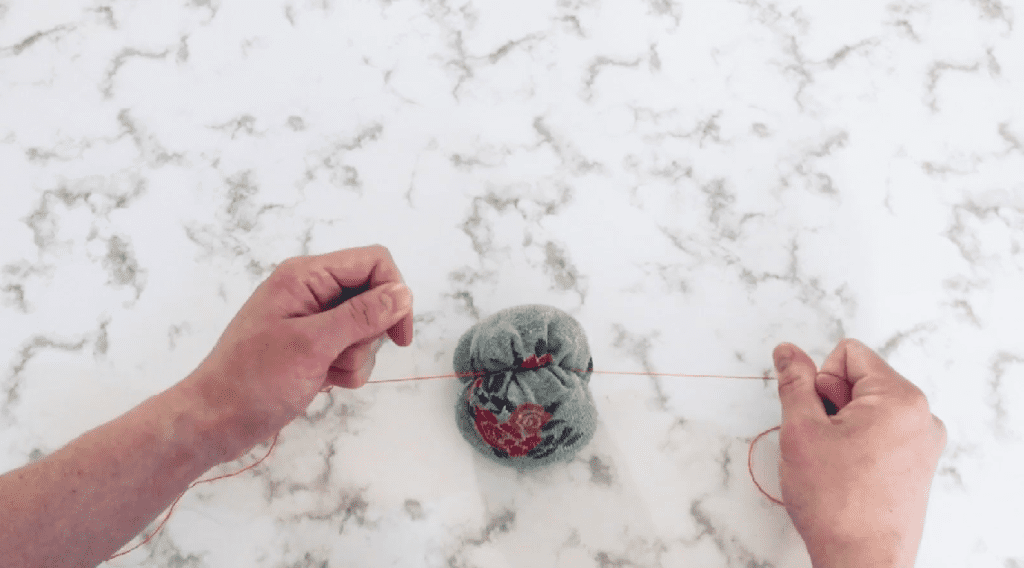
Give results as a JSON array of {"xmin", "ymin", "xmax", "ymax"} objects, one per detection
[{"xmin": 453, "ymin": 304, "xmax": 597, "ymax": 469}]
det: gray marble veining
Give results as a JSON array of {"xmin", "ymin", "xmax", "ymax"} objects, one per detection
[{"xmin": 1, "ymin": 0, "xmax": 1023, "ymax": 566}]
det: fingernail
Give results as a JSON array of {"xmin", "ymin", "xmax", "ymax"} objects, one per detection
[
  {"xmin": 383, "ymin": 282, "xmax": 412, "ymax": 314},
  {"xmin": 773, "ymin": 344, "xmax": 794, "ymax": 372}
]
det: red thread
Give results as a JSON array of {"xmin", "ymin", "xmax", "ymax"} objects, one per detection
[
  {"xmin": 108, "ymin": 432, "xmax": 282, "ymax": 560},
  {"xmin": 748, "ymin": 425, "xmax": 784, "ymax": 505},
  {"xmin": 368, "ymin": 367, "xmax": 773, "ymax": 383},
  {"xmin": 108, "ymin": 367, "xmax": 784, "ymax": 561}
]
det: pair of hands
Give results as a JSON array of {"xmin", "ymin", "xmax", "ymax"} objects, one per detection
[{"xmin": 185, "ymin": 245, "xmax": 947, "ymax": 567}]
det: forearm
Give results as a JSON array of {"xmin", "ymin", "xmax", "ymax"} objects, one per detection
[
  {"xmin": 806, "ymin": 530, "xmax": 916, "ymax": 568},
  {"xmin": 0, "ymin": 378, "xmax": 232, "ymax": 568}
]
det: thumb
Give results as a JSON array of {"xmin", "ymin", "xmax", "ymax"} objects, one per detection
[
  {"xmin": 773, "ymin": 342, "xmax": 826, "ymax": 424},
  {"xmin": 306, "ymin": 282, "xmax": 413, "ymax": 356}
]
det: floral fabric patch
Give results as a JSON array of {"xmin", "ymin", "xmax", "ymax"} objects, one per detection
[{"xmin": 473, "ymin": 403, "xmax": 553, "ymax": 457}]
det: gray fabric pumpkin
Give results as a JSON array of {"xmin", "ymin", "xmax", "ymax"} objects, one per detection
[{"xmin": 453, "ymin": 304, "xmax": 597, "ymax": 469}]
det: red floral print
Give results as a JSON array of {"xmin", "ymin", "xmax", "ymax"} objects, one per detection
[
  {"xmin": 519, "ymin": 353, "xmax": 553, "ymax": 369},
  {"xmin": 513, "ymin": 404, "xmax": 548, "ymax": 431},
  {"xmin": 473, "ymin": 402, "xmax": 553, "ymax": 457}
]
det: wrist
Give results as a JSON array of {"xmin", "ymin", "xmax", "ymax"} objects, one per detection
[
  {"xmin": 165, "ymin": 370, "xmax": 250, "ymax": 468},
  {"xmin": 806, "ymin": 531, "xmax": 913, "ymax": 568}
]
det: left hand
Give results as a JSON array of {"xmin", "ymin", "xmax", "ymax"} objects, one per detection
[{"xmin": 181, "ymin": 245, "xmax": 414, "ymax": 463}]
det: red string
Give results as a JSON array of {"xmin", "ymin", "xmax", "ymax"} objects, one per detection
[
  {"xmin": 368, "ymin": 368, "xmax": 774, "ymax": 382},
  {"xmin": 748, "ymin": 425, "xmax": 784, "ymax": 505},
  {"xmin": 108, "ymin": 368, "xmax": 784, "ymax": 561},
  {"xmin": 108, "ymin": 431, "xmax": 282, "ymax": 560}
]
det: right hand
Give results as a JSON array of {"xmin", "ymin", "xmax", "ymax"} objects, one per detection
[{"xmin": 772, "ymin": 339, "xmax": 947, "ymax": 568}]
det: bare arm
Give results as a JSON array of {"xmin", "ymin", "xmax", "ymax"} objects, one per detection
[
  {"xmin": 0, "ymin": 376, "xmax": 232, "ymax": 568},
  {"xmin": 0, "ymin": 246, "xmax": 414, "ymax": 567}
]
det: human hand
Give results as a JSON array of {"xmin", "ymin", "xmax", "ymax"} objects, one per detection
[
  {"xmin": 772, "ymin": 339, "xmax": 947, "ymax": 568},
  {"xmin": 180, "ymin": 245, "xmax": 414, "ymax": 464}
]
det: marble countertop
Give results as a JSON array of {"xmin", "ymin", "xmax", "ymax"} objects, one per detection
[{"xmin": 2, "ymin": 1, "xmax": 1023, "ymax": 566}]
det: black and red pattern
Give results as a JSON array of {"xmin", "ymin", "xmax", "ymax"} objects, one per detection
[
  {"xmin": 466, "ymin": 353, "xmax": 584, "ymax": 459},
  {"xmin": 518, "ymin": 353, "xmax": 553, "ymax": 369},
  {"xmin": 472, "ymin": 403, "xmax": 551, "ymax": 457}
]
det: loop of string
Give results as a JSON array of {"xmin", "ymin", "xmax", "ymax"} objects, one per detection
[{"xmin": 109, "ymin": 367, "xmax": 784, "ymax": 561}]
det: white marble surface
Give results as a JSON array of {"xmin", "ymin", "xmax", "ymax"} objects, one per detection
[{"xmin": 1, "ymin": 0, "xmax": 1023, "ymax": 566}]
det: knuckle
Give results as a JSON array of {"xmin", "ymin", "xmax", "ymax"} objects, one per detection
[
  {"xmin": 344, "ymin": 294, "xmax": 377, "ymax": 332},
  {"xmin": 776, "ymin": 371, "xmax": 804, "ymax": 398},
  {"xmin": 276, "ymin": 256, "xmax": 305, "ymax": 274},
  {"xmin": 372, "ymin": 244, "xmax": 398, "ymax": 267},
  {"xmin": 885, "ymin": 387, "xmax": 933, "ymax": 431},
  {"xmin": 932, "ymin": 414, "xmax": 948, "ymax": 446},
  {"xmin": 776, "ymin": 381, "xmax": 797, "ymax": 402},
  {"xmin": 837, "ymin": 337, "xmax": 858, "ymax": 349},
  {"xmin": 266, "ymin": 257, "xmax": 306, "ymax": 290},
  {"xmin": 905, "ymin": 386, "xmax": 930, "ymax": 413},
  {"xmin": 839, "ymin": 337, "xmax": 866, "ymax": 354}
]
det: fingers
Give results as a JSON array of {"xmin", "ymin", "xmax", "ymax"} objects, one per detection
[
  {"xmin": 264, "ymin": 245, "xmax": 416, "ymax": 391},
  {"xmin": 818, "ymin": 338, "xmax": 919, "ymax": 401},
  {"xmin": 326, "ymin": 335, "xmax": 385, "ymax": 388},
  {"xmin": 331, "ymin": 335, "xmax": 387, "ymax": 384},
  {"xmin": 333, "ymin": 334, "xmax": 386, "ymax": 371},
  {"xmin": 304, "ymin": 281, "xmax": 412, "ymax": 365},
  {"xmin": 815, "ymin": 371, "xmax": 853, "ymax": 411},
  {"xmin": 315, "ymin": 245, "xmax": 415, "ymax": 347},
  {"xmin": 774, "ymin": 342, "xmax": 828, "ymax": 425},
  {"xmin": 326, "ymin": 359, "xmax": 376, "ymax": 388}
]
